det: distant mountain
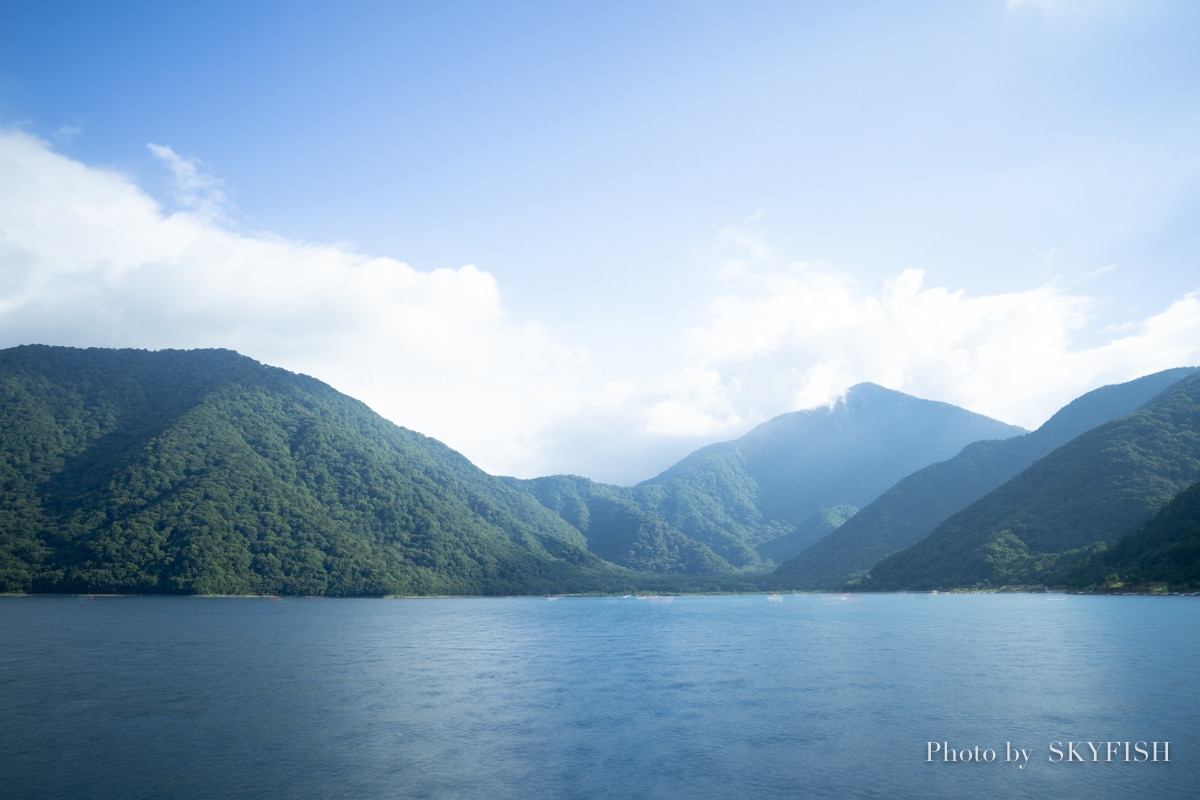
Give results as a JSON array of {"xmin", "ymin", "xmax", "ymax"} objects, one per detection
[
  {"xmin": 775, "ymin": 368, "xmax": 1199, "ymax": 589},
  {"xmin": 0, "ymin": 345, "xmax": 625, "ymax": 596},
  {"xmin": 863, "ymin": 371, "xmax": 1200, "ymax": 590},
  {"xmin": 514, "ymin": 384, "xmax": 1024, "ymax": 573}
]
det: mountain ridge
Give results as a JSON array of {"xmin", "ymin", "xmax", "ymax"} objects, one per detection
[
  {"xmin": 774, "ymin": 367, "xmax": 1199, "ymax": 588},
  {"xmin": 863, "ymin": 370, "xmax": 1200, "ymax": 590}
]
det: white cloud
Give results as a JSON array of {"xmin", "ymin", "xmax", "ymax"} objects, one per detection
[
  {"xmin": 147, "ymin": 143, "xmax": 231, "ymax": 220},
  {"xmin": 1081, "ymin": 263, "xmax": 1118, "ymax": 280},
  {"xmin": 668, "ymin": 226, "xmax": 1199, "ymax": 433}
]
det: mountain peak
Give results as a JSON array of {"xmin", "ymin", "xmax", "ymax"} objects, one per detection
[
  {"xmin": 644, "ymin": 384, "xmax": 1025, "ymax": 519},
  {"xmin": 820, "ymin": 382, "xmax": 1001, "ymax": 421},
  {"xmin": 846, "ymin": 381, "xmax": 891, "ymax": 393},
  {"xmin": 839, "ymin": 382, "xmax": 910, "ymax": 406}
]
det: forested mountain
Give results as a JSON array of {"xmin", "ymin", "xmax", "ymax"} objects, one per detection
[
  {"xmin": 862, "ymin": 371, "xmax": 1200, "ymax": 590},
  {"xmin": 774, "ymin": 368, "xmax": 1198, "ymax": 589},
  {"xmin": 0, "ymin": 345, "xmax": 626, "ymax": 596},
  {"xmin": 512, "ymin": 384, "xmax": 1024, "ymax": 573}
]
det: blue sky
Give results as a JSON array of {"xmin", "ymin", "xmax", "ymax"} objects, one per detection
[{"xmin": 2, "ymin": 0, "xmax": 1199, "ymax": 483}]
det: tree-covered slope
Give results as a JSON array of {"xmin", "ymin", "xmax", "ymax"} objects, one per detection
[
  {"xmin": 775, "ymin": 368, "xmax": 1198, "ymax": 589},
  {"xmin": 863, "ymin": 371, "xmax": 1200, "ymax": 590},
  {"xmin": 1072, "ymin": 480, "xmax": 1200, "ymax": 590},
  {"xmin": 0, "ymin": 345, "xmax": 623, "ymax": 596},
  {"xmin": 512, "ymin": 474, "xmax": 733, "ymax": 575}
]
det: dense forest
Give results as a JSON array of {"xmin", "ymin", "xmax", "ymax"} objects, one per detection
[{"xmin": 2, "ymin": 345, "xmax": 1198, "ymax": 595}]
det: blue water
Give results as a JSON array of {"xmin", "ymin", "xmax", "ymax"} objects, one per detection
[{"xmin": 1, "ymin": 593, "xmax": 1195, "ymax": 799}]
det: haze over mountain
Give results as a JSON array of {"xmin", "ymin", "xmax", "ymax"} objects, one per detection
[{"xmin": 775, "ymin": 367, "xmax": 1199, "ymax": 588}]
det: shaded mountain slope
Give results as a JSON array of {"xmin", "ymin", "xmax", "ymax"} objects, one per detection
[
  {"xmin": 775, "ymin": 368, "xmax": 1198, "ymax": 588},
  {"xmin": 863, "ymin": 371, "xmax": 1200, "ymax": 590},
  {"xmin": 755, "ymin": 505, "xmax": 857, "ymax": 564},
  {"xmin": 634, "ymin": 383, "xmax": 1024, "ymax": 563},
  {"xmin": 645, "ymin": 382, "xmax": 1024, "ymax": 519},
  {"xmin": 0, "ymin": 345, "xmax": 622, "ymax": 596}
]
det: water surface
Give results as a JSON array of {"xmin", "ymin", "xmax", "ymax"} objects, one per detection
[{"xmin": 1, "ymin": 593, "xmax": 1194, "ymax": 799}]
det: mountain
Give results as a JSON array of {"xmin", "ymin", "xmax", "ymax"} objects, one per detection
[
  {"xmin": 862, "ymin": 371, "xmax": 1200, "ymax": 590},
  {"xmin": 774, "ymin": 368, "xmax": 1199, "ymax": 589},
  {"xmin": 0, "ymin": 345, "xmax": 626, "ymax": 596},
  {"xmin": 514, "ymin": 384, "xmax": 1025, "ymax": 572},
  {"xmin": 13, "ymin": 344, "xmax": 1188, "ymax": 597}
]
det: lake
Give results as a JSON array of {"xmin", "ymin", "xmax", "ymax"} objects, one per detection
[{"xmin": 1, "ymin": 593, "xmax": 1195, "ymax": 799}]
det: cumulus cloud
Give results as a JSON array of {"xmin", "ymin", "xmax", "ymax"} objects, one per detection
[{"xmin": 658, "ymin": 225, "xmax": 1199, "ymax": 433}]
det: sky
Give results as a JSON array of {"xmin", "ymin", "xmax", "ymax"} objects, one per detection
[{"xmin": 1, "ymin": 0, "xmax": 1198, "ymax": 485}]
